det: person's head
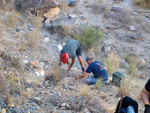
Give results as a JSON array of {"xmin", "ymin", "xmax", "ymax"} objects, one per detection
[
  {"xmin": 62, "ymin": 53, "xmax": 69, "ymax": 64},
  {"xmin": 86, "ymin": 56, "xmax": 94, "ymax": 65}
]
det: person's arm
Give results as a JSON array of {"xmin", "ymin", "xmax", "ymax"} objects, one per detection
[
  {"xmin": 141, "ymin": 87, "xmax": 150, "ymax": 104},
  {"xmin": 68, "ymin": 58, "xmax": 75, "ymax": 71},
  {"xmin": 75, "ymin": 72, "xmax": 89, "ymax": 80},
  {"xmin": 78, "ymin": 56, "xmax": 85, "ymax": 72}
]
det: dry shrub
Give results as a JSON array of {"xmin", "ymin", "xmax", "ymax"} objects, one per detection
[
  {"xmin": 88, "ymin": 46, "xmax": 101, "ymax": 61},
  {"xmin": 135, "ymin": 0, "xmax": 150, "ymax": 9},
  {"xmin": 110, "ymin": 8, "xmax": 133, "ymax": 24},
  {"xmin": 4, "ymin": 13, "xmax": 19, "ymax": 28},
  {"xmin": 79, "ymin": 84, "xmax": 90, "ymax": 96},
  {"xmin": 58, "ymin": 0, "xmax": 69, "ymax": 13},
  {"xmin": 45, "ymin": 64, "xmax": 61, "ymax": 85},
  {"xmin": 104, "ymin": 52, "xmax": 120, "ymax": 74},
  {"xmin": 30, "ymin": 17, "xmax": 43, "ymax": 30},
  {"xmin": 0, "ymin": 0, "xmax": 15, "ymax": 12},
  {"xmin": 25, "ymin": 29, "xmax": 39, "ymax": 49}
]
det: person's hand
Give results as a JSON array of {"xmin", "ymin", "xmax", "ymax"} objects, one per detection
[
  {"xmin": 82, "ymin": 68, "xmax": 85, "ymax": 74},
  {"xmin": 145, "ymin": 104, "xmax": 150, "ymax": 113},
  {"xmin": 74, "ymin": 76, "xmax": 79, "ymax": 80},
  {"xmin": 68, "ymin": 67, "xmax": 71, "ymax": 71}
]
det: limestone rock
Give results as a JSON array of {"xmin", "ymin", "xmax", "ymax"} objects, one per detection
[
  {"xmin": 1, "ymin": 109, "xmax": 6, "ymax": 113},
  {"xmin": 129, "ymin": 26, "xmax": 136, "ymax": 31},
  {"xmin": 44, "ymin": 7, "xmax": 60, "ymax": 21},
  {"xmin": 30, "ymin": 60, "xmax": 39, "ymax": 67},
  {"xmin": 138, "ymin": 59, "xmax": 146, "ymax": 68},
  {"xmin": 87, "ymin": 96, "xmax": 110, "ymax": 113}
]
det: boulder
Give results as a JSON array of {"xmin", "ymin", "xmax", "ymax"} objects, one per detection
[
  {"xmin": 21, "ymin": 0, "xmax": 58, "ymax": 9},
  {"xmin": 44, "ymin": 7, "xmax": 60, "ymax": 21},
  {"xmin": 87, "ymin": 96, "xmax": 110, "ymax": 113}
]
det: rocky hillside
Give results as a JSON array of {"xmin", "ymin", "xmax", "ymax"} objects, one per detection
[{"xmin": 0, "ymin": 0, "xmax": 150, "ymax": 113}]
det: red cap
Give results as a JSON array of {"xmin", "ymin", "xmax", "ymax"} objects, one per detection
[{"xmin": 62, "ymin": 53, "xmax": 69, "ymax": 64}]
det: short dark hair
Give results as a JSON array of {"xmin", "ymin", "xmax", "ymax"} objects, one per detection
[{"xmin": 86, "ymin": 56, "xmax": 93, "ymax": 62}]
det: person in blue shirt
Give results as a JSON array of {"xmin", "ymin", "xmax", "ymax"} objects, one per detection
[{"xmin": 75, "ymin": 56, "xmax": 108, "ymax": 85}]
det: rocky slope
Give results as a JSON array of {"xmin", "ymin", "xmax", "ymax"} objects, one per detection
[{"xmin": 0, "ymin": 0, "xmax": 150, "ymax": 113}]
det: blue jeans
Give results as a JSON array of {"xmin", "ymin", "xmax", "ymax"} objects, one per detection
[{"xmin": 86, "ymin": 76, "xmax": 108, "ymax": 85}]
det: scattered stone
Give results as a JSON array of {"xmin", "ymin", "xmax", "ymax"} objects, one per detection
[
  {"xmin": 61, "ymin": 103, "xmax": 67, "ymax": 107},
  {"xmin": 44, "ymin": 38, "xmax": 50, "ymax": 43},
  {"xmin": 44, "ymin": 19, "xmax": 51, "ymax": 28},
  {"xmin": 83, "ymin": 107, "xmax": 90, "ymax": 113},
  {"xmin": 138, "ymin": 59, "xmax": 146, "ymax": 68},
  {"xmin": 30, "ymin": 60, "xmax": 39, "ymax": 68},
  {"xmin": 129, "ymin": 26, "xmax": 136, "ymax": 31},
  {"xmin": 111, "ymin": 7, "xmax": 123, "ymax": 12},
  {"xmin": 33, "ymin": 97, "xmax": 43, "ymax": 105},
  {"xmin": 35, "ymin": 67, "xmax": 45, "ymax": 76},
  {"xmin": 139, "ymin": 74, "xmax": 146, "ymax": 79}
]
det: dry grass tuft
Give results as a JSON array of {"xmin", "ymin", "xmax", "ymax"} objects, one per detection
[
  {"xmin": 19, "ymin": 42, "xmax": 26, "ymax": 52},
  {"xmin": 124, "ymin": 55, "xmax": 138, "ymax": 76},
  {"xmin": 45, "ymin": 64, "xmax": 61, "ymax": 85},
  {"xmin": 0, "ymin": 0, "xmax": 15, "ymax": 12},
  {"xmin": 119, "ymin": 77, "xmax": 131, "ymax": 96},
  {"xmin": 4, "ymin": 13, "xmax": 19, "ymax": 28},
  {"xmin": 95, "ymin": 78, "xmax": 104, "ymax": 89},
  {"xmin": 79, "ymin": 84, "xmax": 90, "ymax": 96},
  {"xmin": 88, "ymin": 46, "xmax": 101, "ymax": 61},
  {"xmin": 0, "ymin": 73, "xmax": 7, "ymax": 92},
  {"xmin": 30, "ymin": 17, "xmax": 43, "ymax": 30},
  {"xmin": 135, "ymin": 0, "xmax": 150, "ymax": 9},
  {"xmin": 58, "ymin": 0, "xmax": 69, "ymax": 13},
  {"xmin": 25, "ymin": 29, "xmax": 40, "ymax": 49},
  {"xmin": 104, "ymin": 52, "xmax": 120, "ymax": 74}
]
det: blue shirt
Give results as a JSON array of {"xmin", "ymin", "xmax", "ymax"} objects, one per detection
[{"xmin": 86, "ymin": 61, "xmax": 108, "ymax": 81}]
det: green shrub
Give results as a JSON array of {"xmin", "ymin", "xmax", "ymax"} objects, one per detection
[
  {"xmin": 135, "ymin": 0, "xmax": 150, "ymax": 9},
  {"xmin": 124, "ymin": 55, "xmax": 138, "ymax": 76},
  {"xmin": 75, "ymin": 26, "xmax": 104, "ymax": 48},
  {"xmin": 103, "ymin": 52, "xmax": 120, "ymax": 74}
]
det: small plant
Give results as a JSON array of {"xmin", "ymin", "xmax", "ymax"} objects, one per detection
[
  {"xmin": 75, "ymin": 26, "xmax": 104, "ymax": 48},
  {"xmin": 95, "ymin": 78, "xmax": 104, "ymax": 89},
  {"xmin": 124, "ymin": 55, "xmax": 138, "ymax": 76},
  {"xmin": 19, "ymin": 42, "xmax": 26, "ymax": 52},
  {"xmin": 135, "ymin": 0, "xmax": 150, "ymax": 9},
  {"xmin": 79, "ymin": 84, "xmax": 90, "ymax": 96},
  {"xmin": 104, "ymin": 52, "xmax": 120, "ymax": 74}
]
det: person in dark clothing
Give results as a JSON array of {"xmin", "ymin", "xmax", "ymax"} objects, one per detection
[
  {"xmin": 115, "ymin": 96, "xmax": 138, "ymax": 113},
  {"xmin": 59, "ymin": 39, "xmax": 85, "ymax": 72},
  {"xmin": 141, "ymin": 79, "xmax": 150, "ymax": 113}
]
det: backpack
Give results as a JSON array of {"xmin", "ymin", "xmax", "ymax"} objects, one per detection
[{"xmin": 115, "ymin": 96, "xmax": 138, "ymax": 113}]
